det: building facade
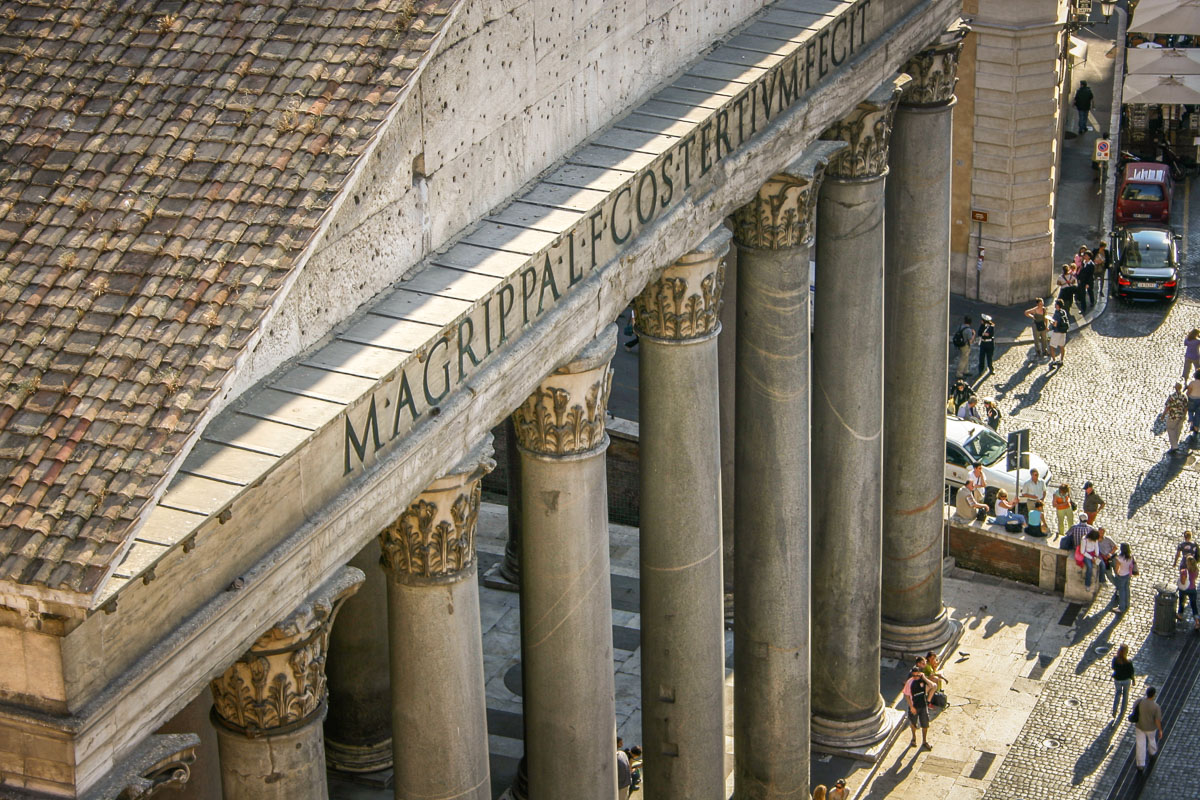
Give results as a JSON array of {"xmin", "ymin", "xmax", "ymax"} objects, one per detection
[{"xmin": 0, "ymin": 1, "xmax": 963, "ymax": 797}]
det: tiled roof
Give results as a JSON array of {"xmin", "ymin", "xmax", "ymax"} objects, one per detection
[{"xmin": 0, "ymin": 0, "xmax": 459, "ymax": 598}]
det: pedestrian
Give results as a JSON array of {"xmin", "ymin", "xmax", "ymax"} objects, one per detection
[
  {"xmin": 1025, "ymin": 500, "xmax": 1049, "ymax": 536},
  {"xmin": 828, "ymin": 780, "xmax": 849, "ymax": 800},
  {"xmin": 1096, "ymin": 527, "xmax": 1116, "ymax": 584},
  {"xmin": 1111, "ymin": 543, "xmax": 1138, "ymax": 613},
  {"xmin": 1187, "ymin": 369, "xmax": 1200, "ymax": 439},
  {"xmin": 623, "ymin": 307, "xmax": 639, "ymax": 351},
  {"xmin": 1183, "ymin": 329, "xmax": 1200, "ymax": 380},
  {"xmin": 812, "ymin": 786, "xmax": 827, "ymax": 800},
  {"xmin": 1162, "ymin": 382, "xmax": 1189, "ymax": 453},
  {"xmin": 953, "ymin": 315, "xmax": 975, "ymax": 379},
  {"xmin": 1019, "ymin": 468, "xmax": 1047, "ymax": 517},
  {"xmin": 1173, "ymin": 530, "xmax": 1198, "ymax": 569},
  {"xmin": 1082, "ymin": 529, "xmax": 1102, "ymax": 590},
  {"xmin": 1025, "ymin": 297, "xmax": 1051, "ymax": 360},
  {"xmin": 1177, "ymin": 555, "xmax": 1199, "ymax": 629},
  {"xmin": 994, "ymin": 489, "xmax": 1025, "ymax": 528},
  {"xmin": 629, "ymin": 745, "xmax": 642, "ymax": 792},
  {"xmin": 1093, "ymin": 242, "xmax": 1108, "ymax": 294},
  {"xmin": 904, "ymin": 666, "xmax": 936, "ymax": 750},
  {"xmin": 1111, "ymin": 644, "xmax": 1135, "ymax": 722},
  {"xmin": 1073, "ymin": 80, "xmax": 1093, "ymax": 135},
  {"xmin": 977, "ymin": 314, "xmax": 995, "ymax": 376},
  {"xmin": 1049, "ymin": 299, "xmax": 1069, "ymax": 367},
  {"xmin": 923, "ymin": 651, "xmax": 949, "ymax": 696},
  {"xmin": 983, "ymin": 397, "xmax": 1002, "ymax": 431},
  {"xmin": 1082, "ymin": 481, "xmax": 1105, "ymax": 525},
  {"xmin": 1077, "ymin": 252, "xmax": 1095, "ymax": 312},
  {"xmin": 1052, "ymin": 483, "xmax": 1074, "ymax": 537},
  {"xmin": 948, "ymin": 378, "xmax": 973, "ymax": 414},
  {"xmin": 1056, "ymin": 265, "xmax": 1076, "ymax": 313},
  {"xmin": 957, "ymin": 396, "xmax": 983, "ymax": 422},
  {"xmin": 617, "ymin": 737, "xmax": 632, "ymax": 800},
  {"xmin": 1132, "ymin": 686, "xmax": 1163, "ymax": 773}
]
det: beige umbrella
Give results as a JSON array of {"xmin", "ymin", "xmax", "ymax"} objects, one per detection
[
  {"xmin": 1129, "ymin": 0, "xmax": 1200, "ymax": 35},
  {"xmin": 1122, "ymin": 73, "xmax": 1200, "ymax": 104},
  {"xmin": 1127, "ymin": 47, "xmax": 1200, "ymax": 75}
]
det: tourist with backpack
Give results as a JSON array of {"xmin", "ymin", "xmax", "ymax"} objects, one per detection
[
  {"xmin": 953, "ymin": 316, "xmax": 975, "ymax": 379},
  {"xmin": 1049, "ymin": 299, "xmax": 1069, "ymax": 367}
]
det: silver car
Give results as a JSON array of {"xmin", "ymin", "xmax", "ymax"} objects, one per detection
[{"xmin": 945, "ymin": 416, "xmax": 1051, "ymax": 508}]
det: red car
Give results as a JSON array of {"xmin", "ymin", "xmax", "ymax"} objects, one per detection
[{"xmin": 1114, "ymin": 162, "xmax": 1173, "ymax": 226}]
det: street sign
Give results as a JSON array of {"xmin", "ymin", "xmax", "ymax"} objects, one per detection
[
  {"xmin": 971, "ymin": 210, "xmax": 988, "ymax": 223},
  {"xmin": 1093, "ymin": 138, "xmax": 1111, "ymax": 162},
  {"xmin": 1006, "ymin": 429, "xmax": 1030, "ymax": 471}
]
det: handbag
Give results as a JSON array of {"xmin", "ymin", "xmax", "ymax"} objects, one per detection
[
  {"xmin": 1132, "ymin": 558, "xmax": 1140, "ymax": 577},
  {"xmin": 1074, "ymin": 546, "xmax": 1086, "ymax": 568},
  {"xmin": 1129, "ymin": 699, "xmax": 1141, "ymax": 725},
  {"xmin": 931, "ymin": 691, "xmax": 948, "ymax": 707}
]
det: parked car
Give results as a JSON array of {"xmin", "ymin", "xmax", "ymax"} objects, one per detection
[
  {"xmin": 1114, "ymin": 161, "xmax": 1173, "ymax": 226},
  {"xmin": 945, "ymin": 416, "xmax": 1051, "ymax": 509},
  {"xmin": 1112, "ymin": 226, "xmax": 1181, "ymax": 301}
]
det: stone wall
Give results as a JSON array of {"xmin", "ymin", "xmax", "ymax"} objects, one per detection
[
  {"xmin": 228, "ymin": 0, "xmax": 770, "ymax": 404},
  {"xmin": 948, "ymin": 519, "xmax": 1067, "ymax": 592}
]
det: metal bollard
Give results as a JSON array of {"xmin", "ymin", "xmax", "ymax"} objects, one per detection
[{"xmin": 1153, "ymin": 585, "xmax": 1177, "ymax": 637}]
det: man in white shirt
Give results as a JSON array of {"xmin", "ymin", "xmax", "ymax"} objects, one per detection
[{"xmin": 1019, "ymin": 468, "xmax": 1047, "ymax": 516}]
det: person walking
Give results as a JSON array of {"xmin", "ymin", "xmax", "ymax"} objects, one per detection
[
  {"xmin": 1188, "ymin": 370, "xmax": 1200, "ymax": 441},
  {"xmin": 1078, "ymin": 252, "xmax": 1096, "ymax": 313},
  {"xmin": 1177, "ymin": 556, "xmax": 1199, "ymax": 630},
  {"xmin": 1073, "ymin": 80, "xmax": 1094, "ymax": 135},
  {"xmin": 1174, "ymin": 530, "xmax": 1198, "ymax": 569},
  {"xmin": 1025, "ymin": 298, "xmax": 1050, "ymax": 360},
  {"xmin": 1163, "ymin": 382, "xmax": 1189, "ymax": 453},
  {"xmin": 904, "ymin": 666, "xmax": 936, "ymax": 750},
  {"xmin": 1052, "ymin": 483, "xmax": 1074, "ymax": 538},
  {"xmin": 1183, "ymin": 329, "xmax": 1200, "ymax": 380},
  {"xmin": 811, "ymin": 786, "xmax": 827, "ymax": 800},
  {"xmin": 1111, "ymin": 543, "xmax": 1138, "ymax": 614},
  {"xmin": 1056, "ymin": 265, "xmax": 1076, "ymax": 313},
  {"xmin": 1049, "ymin": 299, "xmax": 1069, "ymax": 367},
  {"xmin": 983, "ymin": 397, "xmax": 1002, "ymax": 431},
  {"xmin": 953, "ymin": 316, "xmax": 975, "ymax": 380},
  {"xmin": 1082, "ymin": 481, "xmax": 1105, "ymax": 525},
  {"xmin": 1111, "ymin": 644, "xmax": 1135, "ymax": 722},
  {"xmin": 977, "ymin": 314, "xmax": 996, "ymax": 377},
  {"xmin": 1132, "ymin": 686, "xmax": 1163, "ymax": 773}
]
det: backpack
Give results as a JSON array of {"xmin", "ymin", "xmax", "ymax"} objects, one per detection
[
  {"xmin": 952, "ymin": 327, "xmax": 966, "ymax": 347},
  {"xmin": 1054, "ymin": 311, "xmax": 1069, "ymax": 334}
]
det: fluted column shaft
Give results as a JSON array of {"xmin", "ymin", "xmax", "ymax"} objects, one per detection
[
  {"xmin": 380, "ymin": 440, "xmax": 495, "ymax": 800},
  {"xmin": 514, "ymin": 327, "xmax": 618, "ymax": 800},
  {"xmin": 211, "ymin": 568, "xmax": 364, "ymax": 800},
  {"xmin": 728, "ymin": 144, "xmax": 840, "ymax": 799},
  {"xmin": 881, "ymin": 30, "xmax": 967, "ymax": 655},
  {"xmin": 635, "ymin": 230, "xmax": 729, "ymax": 800},
  {"xmin": 810, "ymin": 81, "xmax": 905, "ymax": 749},
  {"xmin": 324, "ymin": 545, "xmax": 392, "ymax": 773}
]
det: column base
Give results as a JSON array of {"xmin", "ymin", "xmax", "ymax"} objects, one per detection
[
  {"xmin": 482, "ymin": 560, "xmax": 520, "ymax": 593},
  {"xmin": 880, "ymin": 610, "xmax": 956, "ymax": 659},
  {"xmin": 811, "ymin": 707, "xmax": 906, "ymax": 764},
  {"xmin": 325, "ymin": 737, "xmax": 393, "ymax": 774},
  {"xmin": 811, "ymin": 700, "xmax": 891, "ymax": 752}
]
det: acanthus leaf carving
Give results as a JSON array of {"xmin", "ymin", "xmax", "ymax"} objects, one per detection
[
  {"xmin": 633, "ymin": 258, "xmax": 725, "ymax": 340},
  {"xmin": 729, "ymin": 172, "xmax": 824, "ymax": 250},
  {"xmin": 512, "ymin": 367, "xmax": 613, "ymax": 456}
]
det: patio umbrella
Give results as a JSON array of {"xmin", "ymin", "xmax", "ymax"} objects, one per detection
[
  {"xmin": 1127, "ymin": 47, "xmax": 1200, "ymax": 75},
  {"xmin": 1129, "ymin": 0, "xmax": 1200, "ymax": 35},
  {"xmin": 1122, "ymin": 73, "xmax": 1200, "ymax": 104}
]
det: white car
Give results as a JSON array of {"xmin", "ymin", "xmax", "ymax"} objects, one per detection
[{"xmin": 945, "ymin": 416, "xmax": 1051, "ymax": 508}]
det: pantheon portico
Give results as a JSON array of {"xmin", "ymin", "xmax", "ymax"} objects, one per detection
[{"xmin": 0, "ymin": 1, "xmax": 964, "ymax": 798}]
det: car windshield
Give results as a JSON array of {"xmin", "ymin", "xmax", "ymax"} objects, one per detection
[
  {"xmin": 1124, "ymin": 232, "xmax": 1171, "ymax": 268},
  {"xmin": 1121, "ymin": 182, "xmax": 1164, "ymax": 202},
  {"xmin": 963, "ymin": 428, "xmax": 1007, "ymax": 466}
]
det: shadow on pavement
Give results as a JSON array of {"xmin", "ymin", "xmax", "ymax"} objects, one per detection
[
  {"xmin": 1073, "ymin": 609, "xmax": 1120, "ymax": 674},
  {"xmin": 1072, "ymin": 718, "xmax": 1119, "ymax": 787},
  {"xmin": 1090, "ymin": 297, "xmax": 1175, "ymax": 340},
  {"xmin": 1126, "ymin": 451, "xmax": 1189, "ymax": 519}
]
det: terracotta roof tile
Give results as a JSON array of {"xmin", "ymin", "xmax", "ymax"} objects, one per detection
[{"xmin": 0, "ymin": 0, "xmax": 461, "ymax": 599}]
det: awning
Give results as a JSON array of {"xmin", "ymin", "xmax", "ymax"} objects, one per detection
[
  {"xmin": 1129, "ymin": 0, "xmax": 1200, "ymax": 36},
  {"xmin": 1122, "ymin": 73, "xmax": 1200, "ymax": 104},
  {"xmin": 1127, "ymin": 47, "xmax": 1200, "ymax": 75}
]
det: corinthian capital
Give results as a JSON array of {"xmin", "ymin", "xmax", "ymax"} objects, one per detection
[
  {"xmin": 729, "ymin": 141, "xmax": 846, "ymax": 250},
  {"xmin": 900, "ymin": 20, "xmax": 969, "ymax": 107},
  {"xmin": 379, "ymin": 438, "xmax": 495, "ymax": 582},
  {"xmin": 821, "ymin": 76, "xmax": 910, "ymax": 180},
  {"xmin": 210, "ymin": 567, "xmax": 363, "ymax": 736},
  {"xmin": 634, "ymin": 229, "xmax": 730, "ymax": 340},
  {"xmin": 512, "ymin": 326, "xmax": 615, "ymax": 457}
]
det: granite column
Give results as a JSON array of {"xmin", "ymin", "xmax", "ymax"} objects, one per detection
[
  {"xmin": 380, "ymin": 439, "xmax": 495, "ymax": 800},
  {"xmin": 728, "ymin": 143, "xmax": 841, "ymax": 798},
  {"xmin": 210, "ymin": 568, "xmax": 363, "ymax": 800},
  {"xmin": 513, "ymin": 327, "xmax": 618, "ymax": 799},
  {"xmin": 635, "ymin": 230, "xmax": 730, "ymax": 800},
  {"xmin": 881, "ymin": 28, "xmax": 967, "ymax": 655},
  {"xmin": 810, "ymin": 80, "xmax": 905, "ymax": 750}
]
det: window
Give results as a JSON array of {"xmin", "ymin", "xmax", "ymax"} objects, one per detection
[
  {"xmin": 1121, "ymin": 182, "xmax": 1164, "ymax": 202},
  {"xmin": 963, "ymin": 429, "xmax": 1006, "ymax": 466},
  {"xmin": 946, "ymin": 443, "xmax": 971, "ymax": 468}
]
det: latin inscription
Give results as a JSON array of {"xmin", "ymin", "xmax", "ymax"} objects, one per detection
[{"xmin": 344, "ymin": 0, "xmax": 876, "ymax": 474}]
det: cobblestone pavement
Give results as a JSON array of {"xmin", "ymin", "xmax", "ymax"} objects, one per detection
[{"xmin": 961, "ymin": 180, "xmax": 1200, "ymax": 798}]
